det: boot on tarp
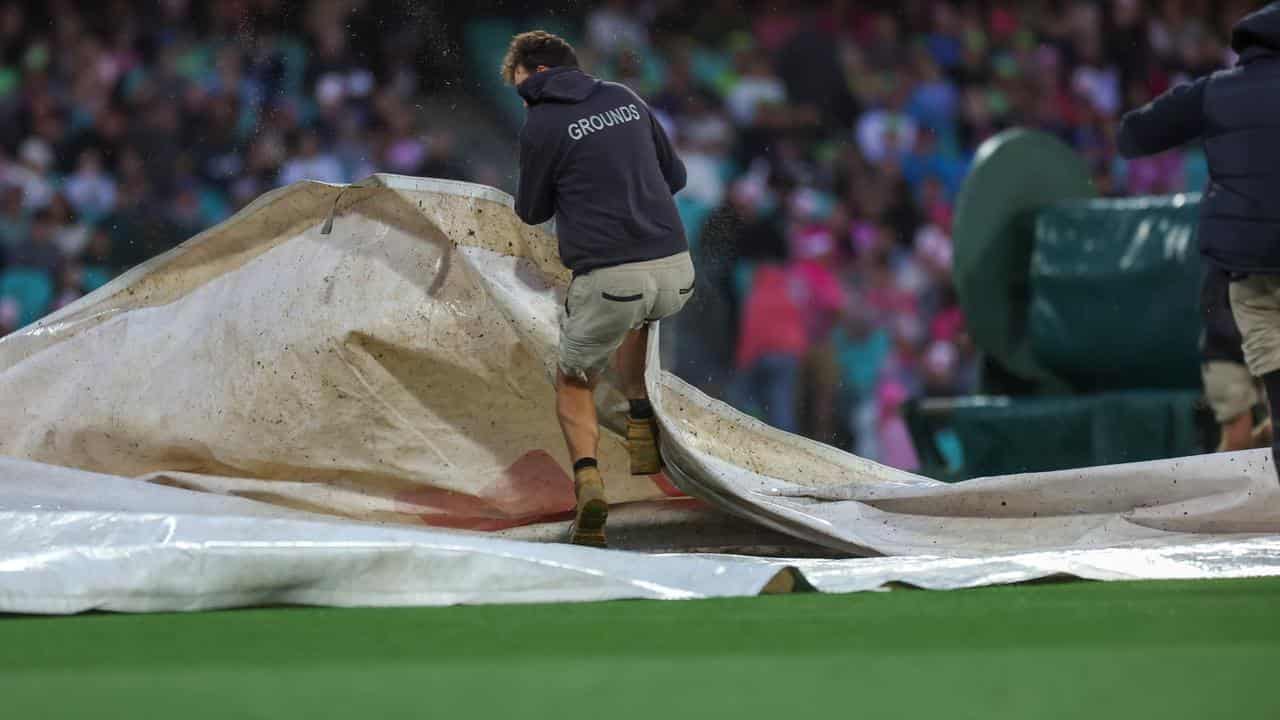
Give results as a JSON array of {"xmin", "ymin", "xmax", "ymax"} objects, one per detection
[
  {"xmin": 570, "ymin": 466, "xmax": 608, "ymax": 548},
  {"xmin": 627, "ymin": 416, "xmax": 661, "ymax": 476}
]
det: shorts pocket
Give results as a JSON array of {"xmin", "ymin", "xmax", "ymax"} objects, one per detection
[{"xmin": 601, "ymin": 291, "xmax": 644, "ymax": 302}]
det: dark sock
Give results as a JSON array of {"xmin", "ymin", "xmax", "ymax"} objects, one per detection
[
  {"xmin": 1263, "ymin": 371, "xmax": 1280, "ymax": 481},
  {"xmin": 629, "ymin": 398, "xmax": 654, "ymax": 419},
  {"xmin": 573, "ymin": 457, "xmax": 598, "ymax": 473}
]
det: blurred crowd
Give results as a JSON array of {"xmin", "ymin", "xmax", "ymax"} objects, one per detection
[
  {"xmin": 0, "ymin": 0, "xmax": 472, "ymax": 334},
  {"xmin": 571, "ymin": 0, "xmax": 1248, "ymax": 467},
  {"xmin": 0, "ymin": 0, "xmax": 1249, "ymax": 470}
]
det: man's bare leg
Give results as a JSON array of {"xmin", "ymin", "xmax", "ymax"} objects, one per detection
[
  {"xmin": 1219, "ymin": 412, "xmax": 1255, "ymax": 453},
  {"xmin": 557, "ymin": 370, "xmax": 600, "ymax": 462},
  {"xmin": 616, "ymin": 326, "xmax": 661, "ymax": 474},
  {"xmin": 557, "ymin": 370, "xmax": 607, "ymax": 546},
  {"xmin": 616, "ymin": 325, "xmax": 649, "ymax": 400}
]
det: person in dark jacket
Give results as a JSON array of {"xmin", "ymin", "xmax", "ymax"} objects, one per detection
[
  {"xmin": 504, "ymin": 31, "xmax": 694, "ymax": 547},
  {"xmin": 1118, "ymin": 2, "xmax": 1280, "ymax": 477}
]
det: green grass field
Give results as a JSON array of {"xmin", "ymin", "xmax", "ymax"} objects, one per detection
[{"xmin": 3, "ymin": 577, "xmax": 1279, "ymax": 719}]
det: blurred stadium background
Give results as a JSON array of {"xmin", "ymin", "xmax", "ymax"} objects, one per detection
[{"xmin": 0, "ymin": 0, "xmax": 1249, "ymax": 477}]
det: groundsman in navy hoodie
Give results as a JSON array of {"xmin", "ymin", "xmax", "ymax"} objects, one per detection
[
  {"xmin": 1119, "ymin": 2, "xmax": 1280, "ymax": 478},
  {"xmin": 503, "ymin": 31, "xmax": 695, "ymax": 546}
]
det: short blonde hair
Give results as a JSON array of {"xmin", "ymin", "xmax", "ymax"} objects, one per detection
[{"xmin": 500, "ymin": 30, "xmax": 579, "ymax": 84}]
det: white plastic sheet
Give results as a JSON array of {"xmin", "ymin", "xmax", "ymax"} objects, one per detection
[
  {"xmin": 3, "ymin": 458, "xmax": 1280, "ymax": 613},
  {"xmin": 2, "ymin": 175, "xmax": 1280, "ymax": 613},
  {"xmin": 0, "ymin": 459, "xmax": 793, "ymax": 613},
  {"xmin": 653, "ymin": 361, "xmax": 1280, "ymax": 555}
]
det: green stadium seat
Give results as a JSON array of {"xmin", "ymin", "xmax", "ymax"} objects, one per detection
[
  {"xmin": 676, "ymin": 195, "xmax": 712, "ymax": 251},
  {"xmin": 1, "ymin": 268, "xmax": 54, "ymax": 327},
  {"xmin": 691, "ymin": 48, "xmax": 733, "ymax": 95},
  {"xmin": 465, "ymin": 18, "xmax": 523, "ymax": 126},
  {"xmin": 732, "ymin": 260, "xmax": 755, "ymax": 302},
  {"xmin": 277, "ymin": 36, "xmax": 309, "ymax": 99},
  {"xmin": 81, "ymin": 266, "xmax": 113, "ymax": 292}
]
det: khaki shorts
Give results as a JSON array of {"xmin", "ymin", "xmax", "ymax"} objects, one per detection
[
  {"xmin": 1230, "ymin": 274, "xmax": 1280, "ymax": 377},
  {"xmin": 1202, "ymin": 360, "xmax": 1260, "ymax": 423},
  {"xmin": 560, "ymin": 252, "xmax": 695, "ymax": 381}
]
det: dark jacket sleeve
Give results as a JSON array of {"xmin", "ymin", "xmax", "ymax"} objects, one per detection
[
  {"xmin": 649, "ymin": 111, "xmax": 687, "ymax": 194},
  {"xmin": 1117, "ymin": 76, "xmax": 1210, "ymax": 158},
  {"xmin": 515, "ymin": 123, "xmax": 557, "ymax": 225}
]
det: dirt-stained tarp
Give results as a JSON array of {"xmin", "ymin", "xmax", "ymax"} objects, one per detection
[
  {"xmin": 2, "ymin": 175, "xmax": 1280, "ymax": 603},
  {"xmin": 0, "ymin": 176, "xmax": 690, "ymax": 532}
]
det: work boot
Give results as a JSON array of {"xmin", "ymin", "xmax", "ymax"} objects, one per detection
[
  {"xmin": 627, "ymin": 415, "xmax": 661, "ymax": 475},
  {"xmin": 570, "ymin": 466, "xmax": 608, "ymax": 548}
]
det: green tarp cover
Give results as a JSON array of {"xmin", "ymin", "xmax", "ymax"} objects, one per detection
[
  {"xmin": 952, "ymin": 129, "xmax": 1095, "ymax": 393},
  {"xmin": 947, "ymin": 391, "xmax": 1202, "ymax": 478},
  {"xmin": 1031, "ymin": 195, "xmax": 1202, "ymax": 393}
]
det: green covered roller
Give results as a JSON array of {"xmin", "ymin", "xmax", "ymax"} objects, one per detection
[
  {"xmin": 952, "ymin": 129, "xmax": 1095, "ymax": 393},
  {"xmin": 1030, "ymin": 195, "xmax": 1202, "ymax": 393}
]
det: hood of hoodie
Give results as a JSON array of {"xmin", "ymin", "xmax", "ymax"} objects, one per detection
[
  {"xmin": 517, "ymin": 67, "xmax": 600, "ymax": 105},
  {"xmin": 1232, "ymin": 2, "xmax": 1280, "ymax": 59}
]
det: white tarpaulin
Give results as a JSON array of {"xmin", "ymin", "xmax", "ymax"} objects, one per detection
[
  {"xmin": 2, "ymin": 175, "xmax": 1279, "ymax": 613},
  {"xmin": 5, "ymin": 457, "xmax": 1280, "ymax": 613}
]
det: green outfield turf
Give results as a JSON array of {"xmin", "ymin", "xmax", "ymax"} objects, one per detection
[{"xmin": 3, "ymin": 577, "xmax": 1279, "ymax": 719}]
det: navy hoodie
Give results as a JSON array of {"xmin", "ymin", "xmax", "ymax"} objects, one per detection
[
  {"xmin": 515, "ymin": 67, "xmax": 687, "ymax": 275},
  {"xmin": 1118, "ymin": 2, "xmax": 1280, "ymax": 274}
]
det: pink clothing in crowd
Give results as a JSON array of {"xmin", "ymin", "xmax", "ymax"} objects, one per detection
[
  {"xmin": 1126, "ymin": 151, "xmax": 1185, "ymax": 195},
  {"xmin": 864, "ymin": 281, "xmax": 917, "ymax": 318},
  {"xmin": 735, "ymin": 264, "xmax": 808, "ymax": 370},
  {"xmin": 789, "ymin": 223, "xmax": 834, "ymax": 260},
  {"xmin": 789, "ymin": 257, "xmax": 847, "ymax": 342},
  {"xmin": 930, "ymin": 305, "xmax": 965, "ymax": 342},
  {"xmin": 876, "ymin": 380, "xmax": 920, "ymax": 470}
]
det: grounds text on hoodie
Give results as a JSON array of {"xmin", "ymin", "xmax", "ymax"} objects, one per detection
[
  {"xmin": 515, "ymin": 66, "xmax": 688, "ymax": 275},
  {"xmin": 1118, "ymin": 2, "xmax": 1280, "ymax": 275}
]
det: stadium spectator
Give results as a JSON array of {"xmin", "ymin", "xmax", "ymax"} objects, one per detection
[
  {"xmin": 725, "ymin": 52, "xmax": 787, "ymax": 129},
  {"xmin": 731, "ymin": 263, "xmax": 807, "ymax": 433},
  {"xmin": 0, "ymin": 184, "xmax": 27, "ymax": 253},
  {"xmin": 0, "ymin": 297, "xmax": 18, "ymax": 336},
  {"xmin": 47, "ymin": 193, "xmax": 90, "ymax": 259},
  {"xmin": 279, "ymin": 129, "xmax": 344, "ymax": 187},
  {"xmin": 50, "ymin": 261, "xmax": 83, "ymax": 311},
  {"xmin": 63, "ymin": 148, "xmax": 117, "ymax": 222},
  {"xmin": 877, "ymin": 378, "xmax": 920, "ymax": 471},
  {"xmin": 6, "ymin": 139, "xmax": 54, "ymax": 211},
  {"xmin": 586, "ymin": 0, "xmax": 649, "ymax": 57},
  {"xmin": 9, "ymin": 209, "xmax": 62, "ymax": 276}
]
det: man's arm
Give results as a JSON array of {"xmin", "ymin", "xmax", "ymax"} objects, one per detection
[
  {"xmin": 649, "ymin": 112, "xmax": 686, "ymax": 194},
  {"xmin": 515, "ymin": 124, "xmax": 557, "ymax": 225},
  {"xmin": 1117, "ymin": 76, "xmax": 1210, "ymax": 158}
]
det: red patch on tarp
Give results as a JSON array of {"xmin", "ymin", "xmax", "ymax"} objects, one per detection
[
  {"xmin": 396, "ymin": 450, "xmax": 576, "ymax": 530},
  {"xmin": 650, "ymin": 470, "xmax": 688, "ymax": 498}
]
